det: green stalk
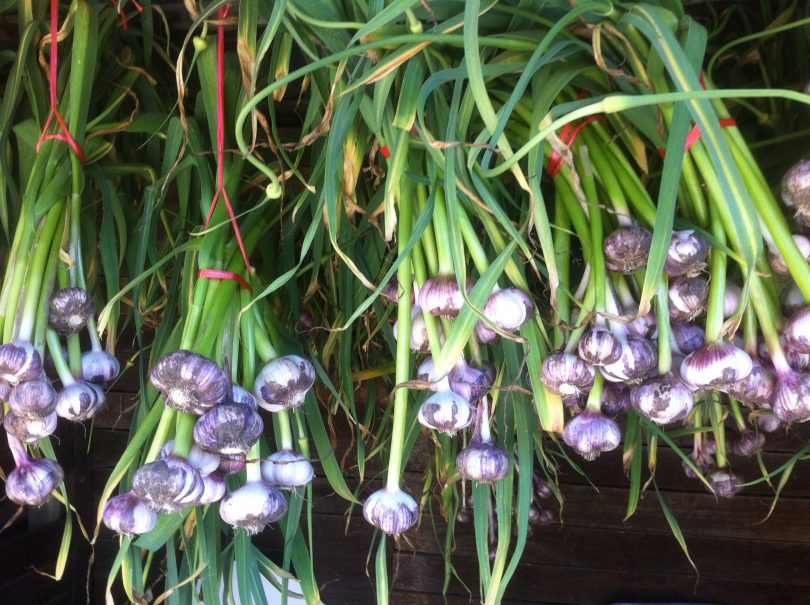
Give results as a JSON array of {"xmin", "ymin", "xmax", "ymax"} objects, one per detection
[
  {"xmin": 386, "ymin": 177, "xmax": 415, "ymax": 491},
  {"xmin": 749, "ymin": 275, "xmax": 791, "ymax": 374},
  {"xmin": 411, "ymin": 225, "xmax": 443, "ymax": 363},
  {"xmin": 431, "ymin": 188, "xmax": 455, "ymax": 275},
  {"xmin": 704, "ymin": 212, "xmax": 727, "ymax": 343},
  {"xmin": 46, "ymin": 329, "xmax": 76, "ymax": 386},
  {"xmin": 656, "ymin": 278, "xmax": 672, "ymax": 375},
  {"xmin": 584, "ymin": 372, "xmax": 604, "ymax": 413}
]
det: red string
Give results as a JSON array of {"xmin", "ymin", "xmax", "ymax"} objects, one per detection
[
  {"xmin": 547, "ymin": 116, "xmax": 601, "ymax": 177},
  {"xmin": 658, "ymin": 118, "xmax": 737, "ymax": 158},
  {"xmin": 110, "ymin": 0, "xmax": 144, "ymax": 31},
  {"xmin": 36, "ymin": 0, "xmax": 86, "ymax": 164},
  {"xmin": 198, "ymin": 4, "xmax": 252, "ymax": 291}
]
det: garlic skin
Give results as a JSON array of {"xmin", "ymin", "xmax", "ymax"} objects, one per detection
[
  {"xmin": 198, "ymin": 471, "xmax": 227, "ymax": 505},
  {"xmin": 102, "ymin": 492, "xmax": 158, "ymax": 535},
  {"xmin": 218, "ymin": 454, "xmax": 246, "ymax": 475},
  {"xmin": 562, "ymin": 410, "xmax": 621, "ymax": 461},
  {"xmin": 4, "ymin": 411, "xmax": 58, "ymax": 443},
  {"xmin": 81, "ymin": 351, "xmax": 120, "ymax": 385},
  {"xmin": 725, "ymin": 358, "xmax": 775, "ymax": 407},
  {"xmin": 475, "ymin": 320, "xmax": 499, "ymax": 344},
  {"xmin": 665, "ymin": 230, "xmax": 709, "ymax": 277},
  {"xmin": 160, "ymin": 441, "xmax": 221, "ymax": 477},
  {"xmin": 578, "ymin": 327, "xmax": 622, "ymax": 366},
  {"xmin": 417, "ymin": 274, "xmax": 470, "ymax": 318},
  {"xmin": 48, "ymin": 288, "xmax": 95, "ymax": 335},
  {"xmin": 708, "ymin": 469, "xmax": 743, "ymax": 498},
  {"xmin": 624, "ymin": 312, "xmax": 658, "ymax": 339},
  {"xmin": 394, "ymin": 307, "xmax": 437, "ymax": 353},
  {"xmin": 541, "ymin": 352, "xmax": 596, "ymax": 399},
  {"xmin": 670, "ymin": 322, "xmax": 705, "ymax": 356},
  {"xmin": 781, "ymin": 159, "xmax": 810, "ymax": 208},
  {"xmin": 604, "ymin": 226, "xmax": 652, "ymax": 274},
  {"xmin": 600, "ymin": 337, "xmax": 657, "ymax": 385},
  {"xmin": 253, "ymin": 355, "xmax": 316, "ymax": 412},
  {"xmin": 724, "ymin": 284, "xmax": 742, "ymax": 319},
  {"xmin": 6, "ymin": 457, "xmax": 63, "ymax": 506},
  {"xmin": 456, "ymin": 440, "xmax": 510, "ymax": 483},
  {"xmin": 680, "ymin": 343, "xmax": 753, "ymax": 390},
  {"xmin": 784, "ymin": 306, "xmax": 810, "ymax": 354},
  {"xmin": 683, "ymin": 448, "xmax": 714, "ymax": 479},
  {"xmin": 483, "ymin": 288, "xmax": 534, "ymax": 331},
  {"xmin": 56, "ymin": 381, "xmax": 106, "ymax": 421},
  {"xmin": 732, "ymin": 430, "xmax": 765, "ymax": 458},
  {"xmin": 9, "ymin": 379, "xmax": 57, "ymax": 418},
  {"xmin": 630, "ymin": 374, "xmax": 694, "ymax": 425},
  {"xmin": 362, "ymin": 487, "xmax": 419, "ymax": 535},
  {"xmin": 132, "ymin": 456, "xmax": 204, "ymax": 513},
  {"xmin": 261, "ymin": 449, "xmax": 315, "ymax": 488},
  {"xmin": 220, "ymin": 481, "xmax": 288, "ymax": 534},
  {"xmin": 769, "ymin": 235, "xmax": 810, "ymax": 275},
  {"xmin": 772, "ymin": 370, "xmax": 810, "ymax": 423},
  {"xmin": 151, "ymin": 350, "xmax": 228, "ymax": 415},
  {"xmin": 231, "ymin": 385, "xmax": 258, "ymax": 410},
  {"xmin": 0, "ymin": 341, "xmax": 43, "ymax": 387},
  {"xmin": 600, "ymin": 382, "xmax": 631, "ymax": 418},
  {"xmin": 781, "ymin": 282, "xmax": 805, "ymax": 317},
  {"xmin": 668, "ymin": 275, "xmax": 709, "ymax": 322},
  {"xmin": 417, "ymin": 390, "xmax": 473, "ymax": 435},
  {"xmin": 758, "ymin": 338, "xmax": 810, "ymax": 371},
  {"xmin": 448, "ymin": 361, "xmax": 491, "ymax": 401},
  {"xmin": 756, "ymin": 413, "xmax": 782, "ymax": 433},
  {"xmin": 193, "ymin": 404, "xmax": 264, "ymax": 456},
  {"xmin": 416, "ymin": 357, "xmax": 439, "ymax": 387}
]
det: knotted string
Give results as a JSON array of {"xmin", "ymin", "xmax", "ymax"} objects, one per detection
[
  {"xmin": 198, "ymin": 3, "xmax": 253, "ymax": 292},
  {"xmin": 110, "ymin": 0, "xmax": 143, "ymax": 31},
  {"xmin": 36, "ymin": 0, "xmax": 86, "ymax": 164},
  {"xmin": 547, "ymin": 115, "xmax": 601, "ymax": 177}
]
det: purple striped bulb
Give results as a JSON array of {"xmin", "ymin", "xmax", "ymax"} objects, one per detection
[
  {"xmin": 56, "ymin": 381, "xmax": 105, "ymax": 421},
  {"xmin": 253, "ymin": 355, "xmax": 316, "ymax": 412},
  {"xmin": 49, "ymin": 288, "xmax": 95, "ymax": 335},
  {"xmin": 198, "ymin": 471, "xmax": 227, "ymax": 505},
  {"xmin": 151, "ymin": 350, "xmax": 228, "ymax": 415},
  {"xmin": 665, "ymin": 230, "xmax": 709, "ymax": 277},
  {"xmin": 772, "ymin": 370, "xmax": 810, "ymax": 423},
  {"xmin": 724, "ymin": 284, "xmax": 742, "ymax": 318},
  {"xmin": 725, "ymin": 358, "xmax": 775, "ymax": 407},
  {"xmin": 456, "ymin": 440, "xmax": 510, "ymax": 483},
  {"xmin": 784, "ymin": 306, "xmax": 810, "ymax": 354},
  {"xmin": 708, "ymin": 469, "xmax": 743, "ymax": 498},
  {"xmin": 448, "ymin": 361, "xmax": 491, "ymax": 401},
  {"xmin": 102, "ymin": 492, "xmax": 158, "ymax": 535},
  {"xmin": 220, "ymin": 480, "xmax": 288, "ymax": 534},
  {"xmin": 0, "ymin": 341, "xmax": 42, "ymax": 387},
  {"xmin": 132, "ymin": 456, "xmax": 204, "ymax": 513},
  {"xmin": 562, "ymin": 410, "xmax": 621, "ymax": 461},
  {"xmin": 160, "ymin": 441, "xmax": 221, "ymax": 477},
  {"xmin": 417, "ymin": 274, "xmax": 471, "ymax": 318},
  {"xmin": 193, "ymin": 404, "xmax": 263, "ymax": 456},
  {"xmin": 670, "ymin": 322, "xmax": 705, "ymax": 356},
  {"xmin": 363, "ymin": 487, "xmax": 419, "ymax": 535},
  {"xmin": 600, "ymin": 382, "xmax": 631, "ymax": 418},
  {"xmin": 781, "ymin": 160, "xmax": 810, "ymax": 208},
  {"xmin": 6, "ymin": 456, "xmax": 63, "ymax": 506},
  {"xmin": 600, "ymin": 337, "xmax": 657, "ymax": 385},
  {"xmin": 483, "ymin": 288, "xmax": 534, "ymax": 332},
  {"xmin": 9, "ymin": 379, "xmax": 56, "ymax": 418},
  {"xmin": 770, "ymin": 235, "xmax": 810, "ymax": 275},
  {"xmin": 541, "ymin": 352, "xmax": 595, "ymax": 399},
  {"xmin": 680, "ymin": 342, "xmax": 752, "ymax": 390},
  {"xmin": 81, "ymin": 351, "xmax": 120, "ymax": 385},
  {"xmin": 578, "ymin": 327, "xmax": 622, "ymax": 366},
  {"xmin": 630, "ymin": 374, "xmax": 694, "ymax": 425},
  {"xmin": 4, "ymin": 410, "xmax": 57, "ymax": 443},
  {"xmin": 417, "ymin": 390, "xmax": 473, "ymax": 435},
  {"xmin": 604, "ymin": 226, "xmax": 652, "ymax": 274},
  {"xmin": 732, "ymin": 430, "xmax": 765, "ymax": 458},
  {"xmin": 668, "ymin": 275, "xmax": 708, "ymax": 322},
  {"xmin": 261, "ymin": 449, "xmax": 315, "ymax": 488}
]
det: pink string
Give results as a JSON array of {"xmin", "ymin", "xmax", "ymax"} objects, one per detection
[
  {"xmin": 110, "ymin": 0, "xmax": 144, "ymax": 31},
  {"xmin": 36, "ymin": 0, "xmax": 86, "ymax": 164}
]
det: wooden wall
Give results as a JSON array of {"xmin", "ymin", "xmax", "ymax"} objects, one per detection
[{"xmin": 2, "ymin": 345, "xmax": 809, "ymax": 605}]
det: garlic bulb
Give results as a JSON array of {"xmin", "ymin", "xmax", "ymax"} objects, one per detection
[
  {"xmin": 541, "ymin": 352, "xmax": 595, "ymax": 399},
  {"xmin": 102, "ymin": 492, "xmax": 158, "ymax": 535},
  {"xmin": 665, "ymin": 230, "xmax": 709, "ymax": 277},
  {"xmin": 578, "ymin": 327, "xmax": 622, "ymax": 366},
  {"xmin": 630, "ymin": 374, "xmax": 694, "ymax": 425},
  {"xmin": 417, "ymin": 274, "xmax": 471, "ymax": 318},
  {"xmin": 562, "ymin": 410, "xmax": 621, "ymax": 461},
  {"xmin": 9, "ymin": 378, "xmax": 56, "ymax": 418},
  {"xmin": 151, "ymin": 350, "xmax": 228, "ymax": 415},
  {"xmin": 6, "ymin": 456, "xmax": 63, "ymax": 506},
  {"xmin": 81, "ymin": 351, "xmax": 120, "ymax": 385},
  {"xmin": 193, "ymin": 404, "xmax": 264, "ymax": 456},
  {"xmin": 680, "ymin": 342, "xmax": 752, "ymax": 390},
  {"xmin": 132, "ymin": 456, "xmax": 204, "ymax": 513},
  {"xmin": 219, "ymin": 480, "xmax": 288, "ymax": 534},
  {"xmin": 261, "ymin": 449, "xmax": 315, "ymax": 488},
  {"xmin": 55, "ymin": 381, "xmax": 105, "ymax": 421},
  {"xmin": 362, "ymin": 487, "xmax": 419, "ymax": 535},
  {"xmin": 417, "ymin": 389, "xmax": 473, "ymax": 435},
  {"xmin": 48, "ymin": 288, "xmax": 95, "ymax": 335},
  {"xmin": 0, "ymin": 341, "xmax": 43, "ymax": 387},
  {"xmin": 604, "ymin": 226, "xmax": 652, "ymax": 274},
  {"xmin": 253, "ymin": 355, "xmax": 316, "ymax": 412}
]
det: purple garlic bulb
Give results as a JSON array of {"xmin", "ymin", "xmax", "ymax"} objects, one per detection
[
  {"xmin": 448, "ymin": 360, "xmax": 491, "ymax": 401},
  {"xmin": 630, "ymin": 374, "xmax": 694, "ymax": 425},
  {"xmin": 708, "ymin": 469, "xmax": 743, "ymax": 498},
  {"xmin": 769, "ymin": 235, "xmax": 810, "ymax": 275},
  {"xmin": 393, "ymin": 307, "xmax": 436, "ymax": 353},
  {"xmin": 725, "ymin": 358, "xmax": 775, "ymax": 407},
  {"xmin": 541, "ymin": 352, "xmax": 595, "ymax": 400},
  {"xmin": 160, "ymin": 441, "xmax": 221, "ymax": 477},
  {"xmin": 219, "ymin": 480, "xmax": 288, "ymax": 534},
  {"xmin": 732, "ymin": 430, "xmax": 765, "ymax": 458},
  {"xmin": 456, "ymin": 440, "xmax": 510, "ymax": 483},
  {"xmin": 665, "ymin": 230, "xmax": 709, "ymax": 277},
  {"xmin": 668, "ymin": 275, "xmax": 708, "ymax": 322},
  {"xmin": 671, "ymin": 322, "xmax": 705, "ymax": 356},
  {"xmin": 483, "ymin": 288, "xmax": 534, "ymax": 332},
  {"xmin": 784, "ymin": 306, "xmax": 810, "ymax": 354},
  {"xmin": 683, "ymin": 447, "xmax": 714, "ymax": 479},
  {"xmin": 48, "ymin": 288, "xmax": 95, "ymax": 335},
  {"xmin": 578, "ymin": 327, "xmax": 622, "ymax": 366},
  {"xmin": 756, "ymin": 413, "xmax": 782, "ymax": 433},
  {"xmin": 624, "ymin": 312, "xmax": 657, "ymax": 339},
  {"xmin": 0, "ymin": 341, "xmax": 43, "ymax": 387},
  {"xmin": 231, "ymin": 384, "xmax": 258, "ymax": 410},
  {"xmin": 600, "ymin": 382, "xmax": 631, "ymax": 418},
  {"xmin": 781, "ymin": 282, "xmax": 804, "ymax": 317},
  {"xmin": 475, "ymin": 320, "xmax": 499, "ymax": 344},
  {"xmin": 417, "ymin": 274, "xmax": 470, "ymax": 318},
  {"xmin": 562, "ymin": 410, "xmax": 621, "ymax": 461},
  {"xmin": 604, "ymin": 226, "xmax": 652, "ymax": 274},
  {"xmin": 81, "ymin": 351, "xmax": 120, "ymax": 385},
  {"xmin": 151, "ymin": 350, "xmax": 227, "ymax": 415},
  {"xmin": 9, "ymin": 379, "xmax": 56, "ymax": 418},
  {"xmin": 102, "ymin": 492, "xmax": 158, "ymax": 535},
  {"xmin": 193, "ymin": 404, "xmax": 263, "ymax": 456},
  {"xmin": 362, "ymin": 487, "xmax": 419, "ymax": 535},
  {"xmin": 600, "ymin": 337, "xmax": 657, "ymax": 385},
  {"xmin": 4, "ymin": 410, "xmax": 57, "ymax": 443},
  {"xmin": 724, "ymin": 284, "xmax": 742, "ymax": 318},
  {"xmin": 261, "ymin": 450, "xmax": 315, "ymax": 488},
  {"xmin": 680, "ymin": 342, "xmax": 752, "ymax": 390},
  {"xmin": 218, "ymin": 454, "xmax": 246, "ymax": 475},
  {"xmin": 198, "ymin": 471, "xmax": 227, "ymax": 505},
  {"xmin": 782, "ymin": 159, "xmax": 810, "ymax": 208},
  {"xmin": 55, "ymin": 381, "xmax": 105, "ymax": 421},
  {"xmin": 253, "ymin": 355, "xmax": 316, "ymax": 412},
  {"xmin": 417, "ymin": 389, "xmax": 473, "ymax": 435},
  {"xmin": 6, "ymin": 456, "xmax": 63, "ymax": 506},
  {"xmin": 772, "ymin": 370, "xmax": 810, "ymax": 423},
  {"xmin": 132, "ymin": 456, "xmax": 204, "ymax": 513}
]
